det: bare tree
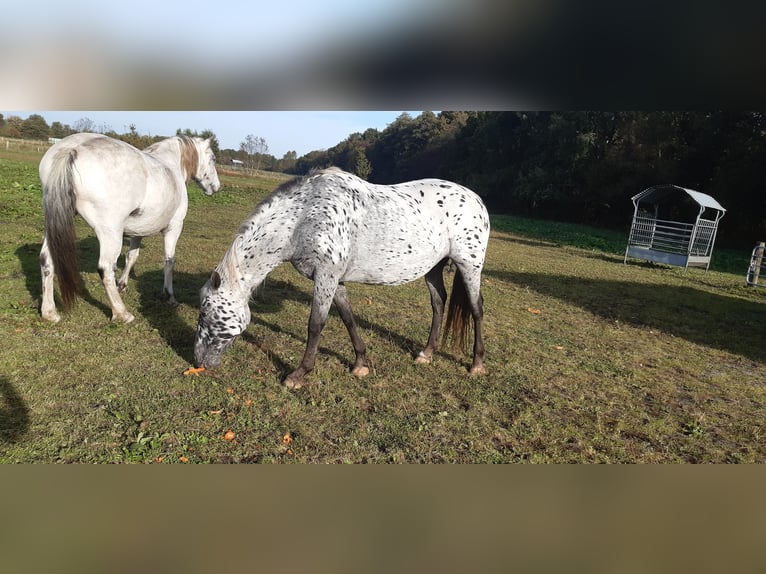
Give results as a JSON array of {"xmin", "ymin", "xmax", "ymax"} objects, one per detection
[
  {"xmin": 240, "ymin": 134, "xmax": 269, "ymax": 171},
  {"xmin": 73, "ymin": 117, "xmax": 97, "ymax": 133}
]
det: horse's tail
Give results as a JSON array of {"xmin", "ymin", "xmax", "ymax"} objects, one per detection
[
  {"xmin": 42, "ymin": 148, "xmax": 81, "ymax": 310},
  {"xmin": 442, "ymin": 267, "xmax": 473, "ymax": 353}
]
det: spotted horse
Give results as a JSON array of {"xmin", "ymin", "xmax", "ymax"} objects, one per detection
[{"xmin": 194, "ymin": 167, "xmax": 490, "ymax": 388}]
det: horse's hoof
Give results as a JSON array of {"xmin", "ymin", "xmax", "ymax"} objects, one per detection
[
  {"xmin": 285, "ymin": 376, "xmax": 305, "ymax": 390},
  {"xmin": 42, "ymin": 311, "xmax": 61, "ymax": 323},
  {"xmin": 469, "ymin": 364, "xmax": 486, "ymax": 375},
  {"xmin": 414, "ymin": 352, "xmax": 432, "ymax": 365},
  {"xmin": 351, "ymin": 365, "xmax": 370, "ymax": 378},
  {"xmin": 165, "ymin": 298, "xmax": 179, "ymax": 308},
  {"xmin": 112, "ymin": 313, "xmax": 135, "ymax": 324}
]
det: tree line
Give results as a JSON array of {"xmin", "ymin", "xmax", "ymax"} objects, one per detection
[
  {"xmin": 0, "ymin": 114, "xmax": 302, "ymax": 174},
  {"xmin": 3, "ymin": 111, "xmax": 764, "ymax": 247},
  {"xmin": 288, "ymin": 111, "xmax": 766, "ymax": 248}
]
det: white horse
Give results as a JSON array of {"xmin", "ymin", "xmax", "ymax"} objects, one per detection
[
  {"xmin": 194, "ymin": 167, "xmax": 490, "ymax": 389},
  {"xmin": 39, "ymin": 133, "xmax": 220, "ymax": 323}
]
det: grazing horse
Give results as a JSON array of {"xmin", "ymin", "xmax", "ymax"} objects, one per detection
[
  {"xmin": 194, "ymin": 167, "xmax": 490, "ymax": 388},
  {"xmin": 39, "ymin": 133, "xmax": 220, "ymax": 323}
]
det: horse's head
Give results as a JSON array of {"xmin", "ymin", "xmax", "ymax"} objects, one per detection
[
  {"xmin": 194, "ymin": 269, "xmax": 250, "ymax": 369},
  {"xmin": 190, "ymin": 137, "xmax": 220, "ymax": 196}
]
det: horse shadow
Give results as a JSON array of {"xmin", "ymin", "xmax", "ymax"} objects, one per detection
[
  {"xmin": 134, "ymin": 271, "xmax": 386, "ymax": 374},
  {"xmin": 485, "ymin": 269, "xmax": 766, "ymax": 363},
  {"xmin": 0, "ymin": 376, "xmax": 30, "ymax": 445},
  {"xmin": 134, "ymin": 268, "xmax": 211, "ymax": 364},
  {"xmin": 246, "ymin": 278, "xmax": 442, "ymax": 375},
  {"xmin": 15, "ymin": 237, "xmax": 112, "ymax": 319},
  {"xmin": 17, "ymin": 238, "xmax": 459, "ymax": 373}
]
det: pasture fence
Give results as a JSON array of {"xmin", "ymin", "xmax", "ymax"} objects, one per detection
[{"xmin": 1, "ymin": 137, "xmax": 53, "ymax": 154}]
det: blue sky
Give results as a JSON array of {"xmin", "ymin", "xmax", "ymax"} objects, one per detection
[{"xmin": 7, "ymin": 111, "xmax": 423, "ymax": 158}]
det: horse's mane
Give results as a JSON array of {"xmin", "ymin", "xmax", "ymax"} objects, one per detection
[
  {"xmin": 216, "ymin": 239, "xmax": 242, "ymax": 286},
  {"xmin": 144, "ymin": 136, "xmax": 200, "ymax": 182},
  {"xmin": 223, "ymin": 166, "xmax": 348, "ymax": 283},
  {"xmin": 177, "ymin": 136, "xmax": 200, "ymax": 182}
]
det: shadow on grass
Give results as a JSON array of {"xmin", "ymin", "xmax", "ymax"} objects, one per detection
[
  {"xmin": 135, "ymin": 269, "xmax": 210, "ymax": 364},
  {"xmin": 0, "ymin": 376, "xmax": 30, "ymax": 444},
  {"xmin": 248, "ymin": 278, "xmax": 434, "ymax": 375},
  {"xmin": 133, "ymin": 265, "xmax": 456, "ymax": 375},
  {"xmin": 486, "ymin": 269, "xmax": 766, "ymax": 363},
  {"xmin": 16, "ymin": 237, "xmax": 114, "ymax": 320}
]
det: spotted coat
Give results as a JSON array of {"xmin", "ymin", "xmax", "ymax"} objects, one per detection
[{"xmin": 194, "ymin": 167, "xmax": 490, "ymax": 386}]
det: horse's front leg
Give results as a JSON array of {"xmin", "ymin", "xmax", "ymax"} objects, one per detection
[
  {"xmin": 118, "ymin": 237, "xmax": 142, "ymax": 293},
  {"xmin": 162, "ymin": 224, "xmax": 183, "ymax": 306},
  {"xmin": 285, "ymin": 276, "xmax": 337, "ymax": 389}
]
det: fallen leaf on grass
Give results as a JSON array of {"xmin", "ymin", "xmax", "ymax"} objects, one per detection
[
  {"xmin": 283, "ymin": 432, "xmax": 292, "ymax": 445},
  {"xmin": 554, "ymin": 345, "xmax": 564, "ymax": 350},
  {"xmin": 179, "ymin": 456, "xmax": 189, "ymax": 463},
  {"xmin": 223, "ymin": 431, "xmax": 236, "ymax": 441},
  {"xmin": 183, "ymin": 366, "xmax": 206, "ymax": 376},
  {"xmin": 527, "ymin": 307, "xmax": 542, "ymax": 315},
  {"xmin": 208, "ymin": 409, "xmax": 223, "ymax": 415}
]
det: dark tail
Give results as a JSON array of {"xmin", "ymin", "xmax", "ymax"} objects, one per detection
[
  {"xmin": 42, "ymin": 149, "xmax": 81, "ymax": 310},
  {"xmin": 442, "ymin": 267, "xmax": 472, "ymax": 353}
]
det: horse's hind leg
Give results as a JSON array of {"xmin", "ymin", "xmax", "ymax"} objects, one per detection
[
  {"xmin": 416, "ymin": 259, "xmax": 448, "ymax": 365},
  {"xmin": 468, "ymin": 290, "xmax": 486, "ymax": 375},
  {"xmin": 333, "ymin": 283, "xmax": 369, "ymax": 378},
  {"xmin": 118, "ymin": 237, "xmax": 142, "ymax": 293},
  {"xmin": 457, "ymin": 264, "xmax": 486, "ymax": 375},
  {"xmin": 96, "ymin": 232, "xmax": 134, "ymax": 323},
  {"xmin": 39, "ymin": 236, "xmax": 61, "ymax": 322}
]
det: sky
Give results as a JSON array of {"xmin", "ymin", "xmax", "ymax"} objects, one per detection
[{"xmin": 6, "ymin": 111, "xmax": 423, "ymax": 158}]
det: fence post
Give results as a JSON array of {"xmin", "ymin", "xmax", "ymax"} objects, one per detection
[{"xmin": 752, "ymin": 241, "xmax": 765, "ymax": 286}]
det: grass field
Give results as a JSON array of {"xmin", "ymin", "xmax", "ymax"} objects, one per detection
[{"xmin": 1, "ymin": 144, "xmax": 765, "ymax": 463}]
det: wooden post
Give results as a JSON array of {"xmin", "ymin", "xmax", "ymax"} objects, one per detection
[{"xmin": 752, "ymin": 241, "xmax": 765, "ymax": 286}]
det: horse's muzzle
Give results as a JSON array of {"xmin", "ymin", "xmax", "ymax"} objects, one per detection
[{"xmin": 193, "ymin": 339, "xmax": 217, "ymax": 368}]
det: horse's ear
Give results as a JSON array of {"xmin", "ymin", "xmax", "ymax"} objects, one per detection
[{"xmin": 211, "ymin": 271, "xmax": 221, "ymax": 290}]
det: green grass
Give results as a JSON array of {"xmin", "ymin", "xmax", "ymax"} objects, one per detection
[{"xmin": 1, "ymin": 148, "xmax": 765, "ymax": 463}]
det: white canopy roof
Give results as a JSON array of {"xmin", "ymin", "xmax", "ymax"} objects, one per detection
[{"xmin": 631, "ymin": 184, "xmax": 726, "ymax": 213}]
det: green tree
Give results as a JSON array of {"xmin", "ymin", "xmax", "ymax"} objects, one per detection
[
  {"xmin": 50, "ymin": 122, "xmax": 66, "ymax": 139},
  {"xmin": 277, "ymin": 150, "xmax": 298, "ymax": 172},
  {"xmin": 351, "ymin": 149, "xmax": 372, "ymax": 179},
  {"xmin": 21, "ymin": 114, "xmax": 50, "ymax": 140}
]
